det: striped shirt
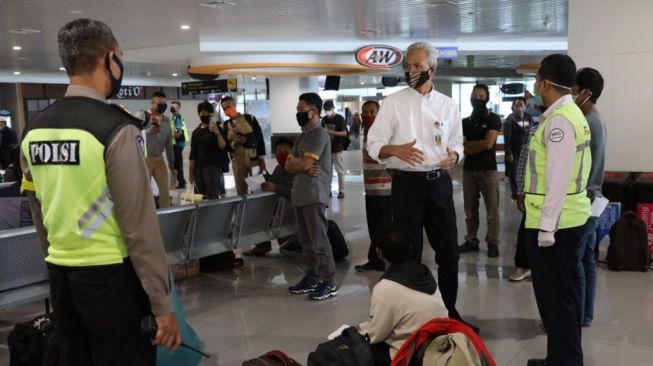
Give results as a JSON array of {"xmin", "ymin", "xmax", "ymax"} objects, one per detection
[{"xmin": 363, "ymin": 144, "xmax": 392, "ymax": 196}]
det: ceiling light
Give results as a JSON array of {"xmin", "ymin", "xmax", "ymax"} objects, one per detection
[
  {"xmin": 360, "ymin": 82, "xmax": 365, "ymax": 85},
  {"xmin": 13, "ymin": 71, "xmax": 21, "ymax": 75},
  {"xmin": 12, "ymin": 45, "xmax": 22, "ymax": 50},
  {"xmin": 251, "ymin": 77, "xmax": 257, "ymax": 80},
  {"xmin": 172, "ymin": 73, "xmax": 179, "ymax": 77},
  {"xmin": 180, "ymin": 25, "xmax": 190, "ymax": 30},
  {"xmin": 199, "ymin": 1, "xmax": 236, "ymax": 8},
  {"xmin": 69, "ymin": 10, "xmax": 83, "ymax": 14},
  {"xmin": 425, "ymin": 1, "xmax": 458, "ymax": 7},
  {"xmin": 10, "ymin": 28, "xmax": 41, "ymax": 35},
  {"xmin": 59, "ymin": 67, "xmax": 66, "ymax": 71}
]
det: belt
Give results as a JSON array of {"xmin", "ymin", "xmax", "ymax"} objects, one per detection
[{"xmin": 390, "ymin": 169, "xmax": 445, "ymax": 181}]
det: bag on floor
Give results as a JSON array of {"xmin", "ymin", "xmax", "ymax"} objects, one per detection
[
  {"xmin": 607, "ymin": 211, "xmax": 650, "ymax": 272},
  {"xmin": 7, "ymin": 314, "xmax": 59, "ymax": 366},
  {"xmin": 307, "ymin": 326, "xmax": 374, "ymax": 366},
  {"xmin": 243, "ymin": 350, "xmax": 302, "ymax": 366},
  {"xmin": 421, "ymin": 332, "xmax": 482, "ymax": 366},
  {"xmin": 200, "ymin": 251, "xmax": 237, "ymax": 272},
  {"xmin": 327, "ymin": 220, "xmax": 349, "ymax": 261},
  {"xmin": 157, "ymin": 273, "xmax": 204, "ymax": 366}
]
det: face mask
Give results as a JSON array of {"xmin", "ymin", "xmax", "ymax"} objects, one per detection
[
  {"xmin": 470, "ymin": 98, "xmax": 488, "ymax": 110},
  {"xmin": 199, "ymin": 115, "xmax": 211, "ymax": 125},
  {"xmin": 105, "ymin": 53, "xmax": 124, "ymax": 99},
  {"xmin": 276, "ymin": 151, "xmax": 289, "ymax": 166},
  {"xmin": 362, "ymin": 115, "xmax": 375, "ymax": 129},
  {"xmin": 225, "ymin": 107, "xmax": 238, "ymax": 119},
  {"xmin": 405, "ymin": 70, "xmax": 431, "ymax": 89},
  {"xmin": 533, "ymin": 81, "xmax": 545, "ymax": 107},
  {"xmin": 573, "ymin": 90, "xmax": 592, "ymax": 108},
  {"xmin": 170, "ymin": 107, "xmax": 177, "ymax": 114},
  {"xmin": 156, "ymin": 103, "xmax": 167, "ymax": 114},
  {"xmin": 296, "ymin": 111, "xmax": 311, "ymax": 127}
]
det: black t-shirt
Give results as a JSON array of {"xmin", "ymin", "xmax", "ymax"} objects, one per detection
[
  {"xmin": 462, "ymin": 112, "xmax": 502, "ymax": 171},
  {"xmin": 321, "ymin": 114, "xmax": 347, "ymax": 153},
  {"xmin": 189, "ymin": 126, "xmax": 224, "ymax": 167}
]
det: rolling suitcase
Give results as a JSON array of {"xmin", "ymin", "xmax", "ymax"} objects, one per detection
[{"xmin": 327, "ymin": 220, "xmax": 349, "ymax": 261}]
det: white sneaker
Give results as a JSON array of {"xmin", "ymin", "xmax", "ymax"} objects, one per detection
[{"xmin": 509, "ymin": 268, "xmax": 531, "ymax": 282}]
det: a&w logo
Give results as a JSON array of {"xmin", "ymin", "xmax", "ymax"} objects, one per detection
[
  {"xmin": 29, "ymin": 140, "xmax": 80, "ymax": 165},
  {"xmin": 355, "ymin": 45, "xmax": 403, "ymax": 68}
]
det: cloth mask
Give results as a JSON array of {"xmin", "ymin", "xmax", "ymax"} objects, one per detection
[
  {"xmin": 276, "ymin": 152, "xmax": 289, "ymax": 166},
  {"xmin": 296, "ymin": 111, "xmax": 310, "ymax": 127},
  {"xmin": 199, "ymin": 115, "xmax": 211, "ymax": 125},
  {"xmin": 405, "ymin": 71, "xmax": 430, "ymax": 89},
  {"xmin": 104, "ymin": 54, "xmax": 124, "ymax": 99}
]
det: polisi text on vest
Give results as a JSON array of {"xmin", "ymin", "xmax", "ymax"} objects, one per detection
[{"xmin": 29, "ymin": 140, "xmax": 80, "ymax": 165}]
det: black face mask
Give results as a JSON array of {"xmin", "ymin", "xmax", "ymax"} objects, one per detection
[
  {"xmin": 405, "ymin": 71, "xmax": 431, "ymax": 89},
  {"xmin": 296, "ymin": 111, "xmax": 311, "ymax": 127},
  {"xmin": 105, "ymin": 54, "xmax": 124, "ymax": 99},
  {"xmin": 199, "ymin": 115, "xmax": 211, "ymax": 125},
  {"xmin": 470, "ymin": 98, "xmax": 488, "ymax": 110},
  {"xmin": 170, "ymin": 107, "xmax": 177, "ymax": 114},
  {"xmin": 156, "ymin": 103, "xmax": 167, "ymax": 114}
]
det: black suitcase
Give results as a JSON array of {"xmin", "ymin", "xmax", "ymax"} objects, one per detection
[{"xmin": 327, "ymin": 220, "xmax": 349, "ymax": 261}]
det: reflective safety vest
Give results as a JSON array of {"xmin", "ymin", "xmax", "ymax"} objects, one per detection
[
  {"xmin": 21, "ymin": 97, "xmax": 141, "ymax": 266},
  {"xmin": 171, "ymin": 114, "xmax": 188, "ymax": 147},
  {"xmin": 524, "ymin": 101, "xmax": 591, "ymax": 230}
]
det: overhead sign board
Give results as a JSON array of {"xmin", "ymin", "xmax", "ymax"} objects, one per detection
[
  {"xmin": 115, "ymin": 86, "xmax": 143, "ymax": 99},
  {"xmin": 355, "ymin": 45, "xmax": 404, "ymax": 68},
  {"xmin": 436, "ymin": 47, "xmax": 458, "ymax": 59},
  {"xmin": 181, "ymin": 79, "xmax": 238, "ymax": 95}
]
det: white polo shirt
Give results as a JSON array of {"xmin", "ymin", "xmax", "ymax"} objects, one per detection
[{"xmin": 366, "ymin": 86, "xmax": 464, "ymax": 172}]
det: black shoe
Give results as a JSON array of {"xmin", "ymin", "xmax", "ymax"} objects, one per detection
[
  {"xmin": 458, "ymin": 242, "xmax": 479, "ymax": 253},
  {"xmin": 527, "ymin": 359, "xmax": 548, "ymax": 366},
  {"xmin": 354, "ymin": 262, "xmax": 385, "ymax": 273},
  {"xmin": 487, "ymin": 245, "xmax": 499, "ymax": 258}
]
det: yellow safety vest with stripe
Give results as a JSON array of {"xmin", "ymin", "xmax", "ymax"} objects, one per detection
[
  {"xmin": 21, "ymin": 97, "xmax": 141, "ymax": 267},
  {"xmin": 524, "ymin": 101, "xmax": 592, "ymax": 230},
  {"xmin": 171, "ymin": 114, "xmax": 188, "ymax": 147}
]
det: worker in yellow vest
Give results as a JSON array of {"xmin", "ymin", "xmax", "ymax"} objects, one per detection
[
  {"xmin": 524, "ymin": 54, "xmax": 592, "ymax": 366},
  {"xmin": 19, "ymin": 18, "xmax": 180, "ymax": 365}
]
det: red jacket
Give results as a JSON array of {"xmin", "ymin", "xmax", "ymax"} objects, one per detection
[{"xmin": 391, "ymin": 318, "xmax": 496, "ymax": 366}]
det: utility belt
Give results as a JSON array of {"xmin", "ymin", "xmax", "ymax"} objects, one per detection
[{"xmin": 389, "ymin": 169, "xmax": 446, "ymax": 181}]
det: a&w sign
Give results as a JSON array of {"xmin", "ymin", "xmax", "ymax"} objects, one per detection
[{"xmin": 355, "ymin": 45, "xmax": 403, "ymax": 68}]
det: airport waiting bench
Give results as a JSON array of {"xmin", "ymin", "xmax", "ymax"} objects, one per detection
[{"xmin": 0, "ymin": 192, "xmax": 297, "ymax": 311}]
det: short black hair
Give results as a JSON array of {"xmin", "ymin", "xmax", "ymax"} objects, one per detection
[
  {"xmin": 221, "ymin": 96, "xmax": 236, "ymax": 105},
  {"xmin": 152, "ymin": 91, "xmax": 166, "ymax": 99},
  {"xmin": 171, "ymin": 101, "xmax": 181, "ymax": 107},
  {"xmin": 275, "ymin": 137, "xmax": 294, "ymax": 149},
  {"xmin": 299, "ymin": 93, "xmax": 323, "ymax": 115},
  {"xmin": 538, "ymin": 54, "xmax": 577, "ymax": 91},
  {"xmin": 323, "ymin": 100, "xmax": 335, "ymax": 110},
  {"xmin": 512, "ymin": 97, "xmax": 527, "ymax": 106},
  {"xmin": 576, "ymin": 67, "xmax": 604, "ymax": 103},
  {"xmin": 377, "ymin": 224, "xmax": 412, "ymax": 263},
  {"xmin": 197, "ymin": 101, "xmax": 214, "ymax": 114},
  {"xmin": 58, "ymin": 18, "xmax": 118, "ymax": 76},
  {"xmin": 362, "ymin": 100, "xmax": 380, "ymax": 110},
  {"xmin": 472, "ymin": 83, "xmax": 490, "ymax": 100}
]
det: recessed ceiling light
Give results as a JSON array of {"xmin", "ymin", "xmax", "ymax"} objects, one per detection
[
  {"xmin": 361, "ymin": 82, "xmax": 365, "ymax": 85},
  {"xmin": 180, "ymin": 25, "xmax": 190, "ymax": 30},
  {"xmin": 69, "ymin": 10, "xmax": 83, "ymax": 14},
  {"xmin": 425, "ymin": 1, "xmax": 458, "ymax": 8},
  {"xmin": 251, "ymin": 77, "xmax": 257, "ymax": 80},
  {"xmin": 10, "ymin": 28, "xmax": 41, "ymax": 35},
  {"xmin": 13, "ymin": 71, "xmax": 21, "ymax": 75},
  {"xmin": 59, "ymin": 67, "xmax": 66, "ymax": 71},
  {"xmin": 172, "ymin": 73, "xmax": 179, "ymax": 77},
  {"xmin": 199, "ymin": 1, "xmax": 236, "ymax": 8},
  {"xmin": 12, "ymin": 46, "xmax": 22, "ymax": 51}
]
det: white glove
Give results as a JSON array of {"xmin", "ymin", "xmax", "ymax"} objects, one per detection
[{"xmin": 538, "ymin": 230, "xmax": 555, "ymax": 247}]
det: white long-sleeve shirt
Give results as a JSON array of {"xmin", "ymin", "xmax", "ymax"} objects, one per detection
[
  {"xmin": 539, "ymin": 94, "xmax": 580, "ymax": 232},
  {"xmin": 366, "ymin": 87, "xmax": 464, "ymax": 171}
]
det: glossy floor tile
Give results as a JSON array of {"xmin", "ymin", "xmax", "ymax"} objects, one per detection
[{"xmin": 2, "ymin": 153, "xmax": 653, "ymax": 365}]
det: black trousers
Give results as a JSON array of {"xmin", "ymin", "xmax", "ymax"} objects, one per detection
[
  {"xmin": 371, "ymin": 342, "xmax": 391, "ymax": 366},
  {"xmin": 391, "ymin": 171, "xmax": 460, "ymax": 316},
  {"xmin": 364, "ymin": 195, "xmax": 393, "ymax": 266},
  {"xmin": 173, "ymin": 145, "xmax": 186, "ymax": 188},
  {"xmin": 195, "ymin": 164, "xmax": 221, "ymax": 200},
  {"xmin": 525, "ymin": 225, "xmax": 585, "ymax": 366},
  {"xmin": 514, "ymin": 213, "xmax": 530, "ymax": 269},
  {"xmin": 48, "ymin": 259, "xmax": 155, "ymax": 366}
]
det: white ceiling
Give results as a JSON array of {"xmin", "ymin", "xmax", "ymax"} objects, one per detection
[{"xmin": 0, "ymin": 0, "xmax": 568, "ymax": 83}]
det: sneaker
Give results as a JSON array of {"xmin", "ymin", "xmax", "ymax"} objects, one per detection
[
  {"xmin": 458, "ymin": 242, "xmax": 479, "ymax": 253},
  {"xmin": 508, "ymin": 268, "xmax": 531, "ymax": 282},
  {"xmin": 337, "ymin": 192, "xmax": 345, "ymax": 199},
  {"xmin": 487, "ymin": 245, "xmax": 499, "ymax": 258},
  {"xmin": 288, "ymin": 276, "xmax": 319, "ymax": 294},
  {"xmin": 354, "ymin": 262, "xmax": 386, "ymax": 273},
  {"xmin": 309, "ymin": 281, "xmax": 338, "ymax": 301}
]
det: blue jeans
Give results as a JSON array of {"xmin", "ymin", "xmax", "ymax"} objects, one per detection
[{"xmin": 577, "ymin": 216, "xmax": 599, "ymax": 325}]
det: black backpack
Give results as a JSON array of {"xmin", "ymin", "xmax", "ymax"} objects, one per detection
[
  {"xmin": 7, "ymin": 314, "xmax": 59, "ymax": 366},
  {"xmin": 327, "ymin": 220, "xmax": 349, "ymax": 261},
  {"xmin": 607, "ymin": 212, "xmax": 651, "ymax": 272},
  {"xmin": 242, "ymin": 350, "xmax": 302, "ymax": 366},
  {"xmin": 307, "ymin": 327, "xmax": 374, "ymax": 366}
]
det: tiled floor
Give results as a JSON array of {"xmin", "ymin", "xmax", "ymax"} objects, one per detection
[{"xmin": 2, "ymin": 154, "xmax": 653, "ymax": 365}]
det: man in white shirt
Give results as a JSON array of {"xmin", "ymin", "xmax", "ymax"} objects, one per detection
[
  {"xmin": 367, "ymin": 42, "xmax": 473, "ymax": 331},
  {"xmin": 523, "ymin": 54, "xmax": 592, "ymax": 366}
]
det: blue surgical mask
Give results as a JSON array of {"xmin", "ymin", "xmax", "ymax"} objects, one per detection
[{"xmin": 533, "ymin": 81, "xmax": 544, "ymax": 107}]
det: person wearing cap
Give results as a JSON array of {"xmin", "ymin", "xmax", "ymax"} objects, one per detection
[
  {"xmin": 366, "ymin": 42, "xmax": 475, "ymax": 331},
  {"xmin": 524, "ymin": 54, "xmax": 592, "ymax": 366}
]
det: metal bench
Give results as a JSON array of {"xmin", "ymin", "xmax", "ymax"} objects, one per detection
[
  {"xmin": 236, "ymin": 192, "xmax": 279, "ymax": 248},
  {"xmin": 188, "ymin": 197, "xmax": 242, "ymax": 260},
  {"xmin": 157, "ymin": 205, "xmax": 196, "ymax": 265}
]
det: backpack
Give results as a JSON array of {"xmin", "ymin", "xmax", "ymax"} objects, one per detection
[
  {"xmin": 327, "ymin": 220, "xmax": 349, "ymax": 261},
  {"xmin": 307, "ymin": 327, "xmax": 374, "ymax": 366},
  {"xmin": 242, "ymin": 114, "xmax": 259, "ymax": 150},
  {"xmin": 607, "ymin": 211, "xmax": 651, "ymax": 272},
  {"xmin": 243, "ymin": 350, "xmax": 302, "ymax": 366},
  {"xmin": 421, "ymin": 333, "xmax": 481, "ymax": 366},
  {"xmin": 7, "ymin": 314, "xmax": 59, "ymax": 366}
]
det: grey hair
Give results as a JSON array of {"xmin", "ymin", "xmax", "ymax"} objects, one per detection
[
  {"xmin": 58, "ymin": 18, "xmax": 118, "ymax": 76},
  {"xmin": 405, "ymin": 42, "xmax": 438, "ymax": 69}
]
